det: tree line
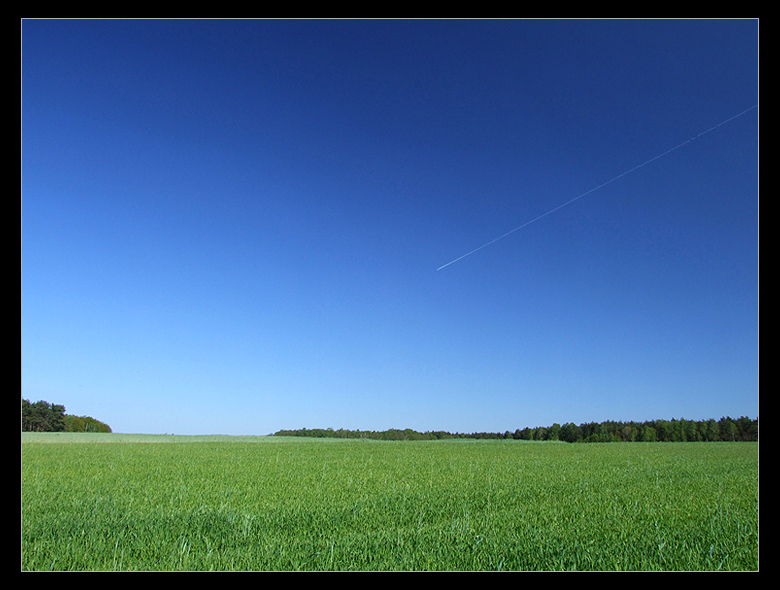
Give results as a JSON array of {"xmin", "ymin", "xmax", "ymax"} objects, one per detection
[
  {"xmin": 22, "ymin": 399, "xmax": 112, "ymax": 433},
  {"xmin": 273, "ymin": 416, "xmax": 757, "ymax": 443}
]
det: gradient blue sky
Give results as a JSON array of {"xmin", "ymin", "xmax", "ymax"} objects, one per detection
[{"xmin": 22, "ymin": 19, "xmax": 758, "ymax": 435}]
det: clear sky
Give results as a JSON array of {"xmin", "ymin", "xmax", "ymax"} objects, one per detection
[{"xmin": 22, "ymin": 19, "xmax": 758, "ymax": 435}]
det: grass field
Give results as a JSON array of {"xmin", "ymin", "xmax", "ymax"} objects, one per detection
[{"xmin": 21, "ymin": 433, "xmax": 758, "ymax": 571}]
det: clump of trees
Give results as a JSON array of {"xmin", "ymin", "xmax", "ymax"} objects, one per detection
[
  {"xmin": 513, "ymin": 416, "xmax": 757, "ymax": 443},
  {"xmin": 273, "ymin": 427, "xmax": 464, "ymax": 441},
  {"xmin": 273, "ymin": 416, "xmax": 757, "ymax": 443},
  {"xmin": 22, "ymin": 399, "xmax": 112, "ymax": 433}
]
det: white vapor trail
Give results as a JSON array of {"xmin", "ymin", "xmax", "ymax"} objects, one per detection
[{"xmin": 436, "ymin": 105, "xmax": 758, "ymax": 271}]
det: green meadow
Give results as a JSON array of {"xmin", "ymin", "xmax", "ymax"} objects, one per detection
[{"xmin": 21, "ymin": 434, "xmax": 758, "ymax": 571}]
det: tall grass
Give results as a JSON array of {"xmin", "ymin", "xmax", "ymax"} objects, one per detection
[{"xmin": 22, "ymin": 435, "xmax": 758, "ymax": 571}]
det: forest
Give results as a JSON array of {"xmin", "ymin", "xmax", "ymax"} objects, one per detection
[
  {"xmin": 273, "ymin": 415, "xmax": 758, "ymax": 443},
  {"xmin": 21, "ymin": 397, "xmax": 757, "ymax": 442},
  {"xmin": 21, "ymin": 399, "xmax": 112, "ymax": 433}
]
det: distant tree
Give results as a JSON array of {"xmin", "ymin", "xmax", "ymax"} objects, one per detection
[
  {"xmin": 719, "ymin": 417, "xmax": 739, "ymax": 442},
  {"xmin": 23, "ymin": 398, "xmax": 111, "ymax": 433},
  {"xmin": 672, "ymin": 419, "xmax": 686, "ymax": 442},
  {"xmin": 735, "ymin": 416, "xmax": 758, "ymax": 441},
  {"xmin": 655, "ymin": 420, "xmax": 673, "ymax": 442},
  {"xmin": 22, "ymin": 399, "xmax": 66, "ymax": 432},
  {"xmin": 560, "ymin": 422, "xmax": 582, "ymax": 443},
  {"xmin": 547, "ymin": 423, "xmax": 562, "ymax": 441},
  {"xmin": 270, "ymin": 416, "xmax": 757, "ymax": 443},
  {"xmin": 620, "ymin": 423, "xmax": 637, "ymax": 442},
  {"xmin": 702, "ymin": 419, "xmax": 720, "ymax": 442},
  {"xmin": 64, "ymin": 414, "xmax": 112, "ymax": 433},
  {"xmin": 685, "ymin": 420, "xmax": 702, "ymax": 442},
  {"xmin": 580, "ymin": 422, "xmax": 599, "ymax": 442},
  {"xmin": 66, "ymin": 415, "xmax": 86, "ymax": 432}
]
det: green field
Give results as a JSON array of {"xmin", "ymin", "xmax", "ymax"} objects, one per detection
[{"xmin": 21, "ymin": 433, "xmax": 758, "ymax": 571}]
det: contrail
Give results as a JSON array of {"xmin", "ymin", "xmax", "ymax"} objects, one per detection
[{"xmin": 436, "ymin": 104, "xmax": 758, "ymax": 271}]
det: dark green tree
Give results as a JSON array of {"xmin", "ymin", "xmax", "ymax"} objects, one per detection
[
  {"xmin": 64, "ymin": 414, "xmax": 112, "ymax": 433},
  {"xmin": 22, "ymin": 399, "xmax": 66, "ymax": 432},
  {"xmin": 702, "ymin": 419, "xmax": 720, "ymax": 441},
  {"xmin": 719, "ymin": 417, "xmax": 739, "ymax": 441},
  {"xmin": 547, "ymin": 423, "xmax": 562, "ymax": 441},
  {"xmin": 641, "ymin": 425, "xmax": 657, "ymax": 442},
  {"xmin": 560, "ymin": 422, "xmax": 582, "ymax": 443}
]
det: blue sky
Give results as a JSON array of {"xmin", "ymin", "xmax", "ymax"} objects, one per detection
[{"xmin": 22, "ymin": 19, "xmax": 758, "ymax": 435}]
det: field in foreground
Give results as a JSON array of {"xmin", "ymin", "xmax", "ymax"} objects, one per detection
[{"xmin": 21, "ymin": 434, "xmax": 758, "ymax": 571}]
